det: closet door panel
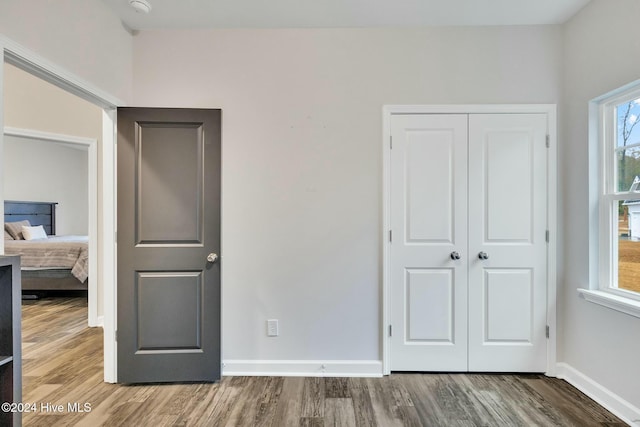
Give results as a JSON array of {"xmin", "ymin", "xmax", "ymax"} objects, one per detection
[
  {"xmin": 483, "ymin": 268, "xmax": 533, "ymax": 342},
  {"xmin": 390, "ymin": 114, "xmax": 468, "ymax": 371},
  {"xmin": 484, "ymin": 132, "xmax": 532, "ymax": 242},
  {"xmin": 468, "ymin": 113, "xmax": 547, "ymax": 372}
]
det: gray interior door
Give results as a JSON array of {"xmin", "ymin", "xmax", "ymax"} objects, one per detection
[{"xmin": 117, "ymin": 107, "xmax": 221, "ymax": 383}]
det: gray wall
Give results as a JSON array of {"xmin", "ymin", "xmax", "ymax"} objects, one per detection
[
  {"xmin": 561, "ymin": 0, "xmax": 640, "ymax": 410},
  {"xmin": 3, "ymin": 135, "xmax": 88, "ymax": 235},
  {"xmin": 132, "ymin": 26, "xmax": 563, "ymax": 363},
  {"xmin": 0, "ymin": 0, "xmax": 133, "ymax": 103}
]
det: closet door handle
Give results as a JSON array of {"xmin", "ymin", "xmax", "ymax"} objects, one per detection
[
  {"xmin": 450, "ymin": 251, "xmax": 461, "ymax": 260},
  {"xmin": 478, "ymin": 251, "xmax": 489, "ymax": 260}
]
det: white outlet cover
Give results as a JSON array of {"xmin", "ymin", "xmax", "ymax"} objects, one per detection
[{"xmin": 267, "ymin": 319, "xmax": 279, "ymax": 337}]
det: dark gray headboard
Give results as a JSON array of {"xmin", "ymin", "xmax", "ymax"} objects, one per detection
[{"xmin": 4, "ymin": 201, "xmax": 57, "ymax": 235}]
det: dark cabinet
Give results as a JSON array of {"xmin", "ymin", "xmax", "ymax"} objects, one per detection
[{"xmin": 0, "ymin": 256, "xmax": 21, "ymax": 427}]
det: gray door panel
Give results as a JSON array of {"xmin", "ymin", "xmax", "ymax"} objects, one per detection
[{"xmin": 117, "ymin": 108, "xmax": 221, "ymax": 383}]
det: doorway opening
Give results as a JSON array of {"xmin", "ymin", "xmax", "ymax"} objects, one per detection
[{"xmin": 0, "ymin": 37, "xmax": 119, "ymax": 382}]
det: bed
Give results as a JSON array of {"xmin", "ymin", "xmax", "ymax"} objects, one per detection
[{"xmin": 3, "ymin": 201, "xmax": 88, "ymax": 291}]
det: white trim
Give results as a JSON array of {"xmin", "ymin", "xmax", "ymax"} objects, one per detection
[
  {"xmin": 4, "ymin": 127, "xmax": 96, "ymax": 147},
  {"xmin": 102, "ymin": 109, "xmax": 117, "ymax": 383},
  {"xmin": 382, "ymin": 104, "xmax": 557, "ymax": 375},
  {"xmin": 3, "ymin": 127, "xmax": 99, "ymax": 327},
  {"xmin": 95, "ymin": 315, "xmax": 104, "ymax": 328},
  {"xmin": 591, "ymin": 77, "xmax": 640, "ymax": 105},
  {"xmin": 0, "ymin": 36, "xmax": 121, "ymax": 383},
  {"xmin": 0, "ymin": 35, "xmax": 123, "ymax": 108},
  {"xmin": 384, "ymin": 104, "xmax": 557, "ymax": 115},
  {"xmin": 381, "ymin": 106, "xmax": 392, "ymax": 375},
  {"xmin": 223, "ymin": 360, "xmax": 383, "ymax": 377},
  {"xmin": 588, "ymin": 100, "xmax": 602, "ymax": 295},
  {"xmin": 544, "ymin": 105, "xmax": 559, "ymax": 376},
  {"xmin": 546, "ymin": 105, "xmax": 558, "ymax": 376},
  {"xmin": 577, "ymin": 289, "xmax": 640, "ymax": 319},
  {"xmin": 556, "ymin": 363, "xmax": 640, "ymax": 426},
  {"xmin": 588, "ymin": 82, "xmax": 640, "ymax": 316}
]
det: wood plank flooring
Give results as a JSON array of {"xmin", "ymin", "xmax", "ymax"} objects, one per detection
[{"xmin": 20, "ymin": 297, "xmax": 627, "ymax": 426}]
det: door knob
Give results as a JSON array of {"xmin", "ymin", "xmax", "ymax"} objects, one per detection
[
  {"xmin": 478, "ymin": 251, "xmax": 489, "ymax": 260},
  {"xmin": 207, "ymin": 253, "xmax": 218, "ymax": 263},
  {"xmin": 450, "ymin": 251, "xmax": 461, "ymax": 260}
]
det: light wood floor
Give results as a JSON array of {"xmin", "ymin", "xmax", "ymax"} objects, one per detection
[{"xmin": 20, "ymin": 297, "xmax": 626, "ymax": 426}]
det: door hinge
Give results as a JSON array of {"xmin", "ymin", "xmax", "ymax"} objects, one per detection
[
  {"xmin": 389, "ymin": 230, "xmax": 392, "ymax": 242},
  {"xmin": 545, "ymin": 325, "xmax": 550, "ymax": 338},
  {"xmin": 390, "ymin": 135, "xmax": 393, "ymax": 149},
  {"xmin": 545, "ymin": 230, "xmax": 549, "ymax": 243},
  {"xmin": 545, "ymin": 135, "xmax": 550, "ymax": 148},
  {"xmin": 389, "ymin": 325, "xmax": 392, "ymax": 337}
]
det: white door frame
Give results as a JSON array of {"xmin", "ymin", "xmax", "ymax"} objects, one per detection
[
  {"xmin": 3, "ymin": 127, "xmax": 99, "ymax": 326},
  {"xmin": 382, "ymin": 104, "xmax": 557, "ymax": 376},
  {"xmin": 0, "ymin": 35, "xmax": 123, "ymax": 382}
]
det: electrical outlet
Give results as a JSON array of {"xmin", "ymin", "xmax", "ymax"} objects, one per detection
[{"xmin": 267, "ymin": 319, "xmax": 279, "ymax": 337}]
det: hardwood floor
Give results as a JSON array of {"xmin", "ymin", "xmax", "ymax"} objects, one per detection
[{"xmin": 20, "ymin": 297, "xmax": 626, "ymax": 426}]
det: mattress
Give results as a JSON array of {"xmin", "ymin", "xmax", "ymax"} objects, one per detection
[{"xmin": 4, "ymin": 235, "xmax": 88, "ymax": 282}]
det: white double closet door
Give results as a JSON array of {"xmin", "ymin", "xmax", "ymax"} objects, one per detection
[{"xmin": 390, "ymin": 113, "xmax": 548, "ymax": 372}]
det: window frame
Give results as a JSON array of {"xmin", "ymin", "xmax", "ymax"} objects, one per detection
[{"xmin": 582, "ymin": 81, "xmax": 640, "ymax": 317}]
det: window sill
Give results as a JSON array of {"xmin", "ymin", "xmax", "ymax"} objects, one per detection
[{"xmin": 578, "ymin": 289, "xmax": 640, "ymax": 319}]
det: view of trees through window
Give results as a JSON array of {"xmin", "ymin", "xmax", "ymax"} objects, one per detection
[{"xmin": 616, "ymin": 99, "xmax": 640, "ymax": 293}]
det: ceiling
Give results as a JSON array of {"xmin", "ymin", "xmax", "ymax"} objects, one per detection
[{"xmin": 101, "ymin": 0, "xmax": 592, "ymax": 31}]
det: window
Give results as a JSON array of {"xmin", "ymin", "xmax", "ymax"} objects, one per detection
[
  {"xmin": 596, "ymin": 84, "xmax": 640, "ymax": 302},
  {"xmin": 611, "ymin": 97, "xmax": 640, "ymax": 297}
]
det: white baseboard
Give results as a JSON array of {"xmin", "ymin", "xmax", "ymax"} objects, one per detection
[
  {"xmin": 222, "ymin": 360, "xmax": 383, "ymax": 377},
  {"xmin": 89, "ymin": 315, "xmax": 104, "ymax": 328},
  {"xmin": 556, "ymin": 363, "xmax": 640, "ymax": 426}
]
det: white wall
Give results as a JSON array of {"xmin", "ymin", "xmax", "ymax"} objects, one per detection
[
  {"xmin": 561, "ymin": 0, "xmax": 640, "ymax": 410},
  {"xmin": 3, "ymin": 63, "xmax": 103, "ymax": 139},
  {"xmin": 0, "ymin": 0, "xmax": 133, "ymax": 103},
  {"xmin": 132, "ymin": 27, "xmax": 563, "ymax": 364},
  {"xmin": 3, "ymin": 135, "xmax": 88, "ymax": 235}
]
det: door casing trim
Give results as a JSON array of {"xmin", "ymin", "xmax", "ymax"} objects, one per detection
[{"xmin": 381, "ymin": 104, "xmax": 557, "ymax": 376}]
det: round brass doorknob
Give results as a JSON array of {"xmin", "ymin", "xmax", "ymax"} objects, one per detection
[{"xmin": 207, "ymin": 253, "xmax": 218, "ymax": 263}]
